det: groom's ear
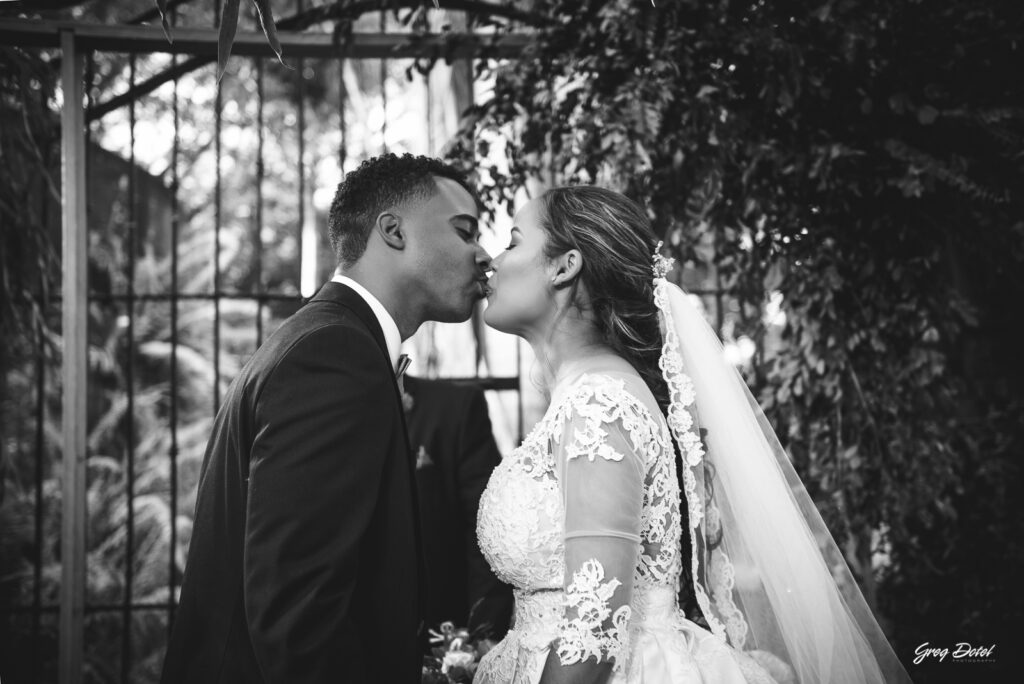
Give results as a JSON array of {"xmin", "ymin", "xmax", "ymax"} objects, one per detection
[
  {"xmin": 376, "ymin": 212, "xmax": 405, "ymax": 250},
  {"xmin": 551, "ymin": 249, "xmax": 583, "ymax": 288}
]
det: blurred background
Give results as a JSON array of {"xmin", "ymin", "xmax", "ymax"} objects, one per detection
[{"xmin": 1, "ymin": 1, "xmax": 1021, "ymax": 683}]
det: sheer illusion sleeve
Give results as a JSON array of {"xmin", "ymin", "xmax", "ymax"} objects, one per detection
[{"xmin": 552, "ymin": 380, "xmax": 647, "ymax": 670}]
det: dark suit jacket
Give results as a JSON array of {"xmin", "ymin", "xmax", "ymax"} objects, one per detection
[
  {"xmin": 161, "ymin": 282, "xmax": 424, "ymax": 684},
  {"xmin": 402, "ymin": 377, "xmax": 513, "ymax": 642}
]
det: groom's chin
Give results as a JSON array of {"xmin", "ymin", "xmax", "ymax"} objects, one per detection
[{"xmin": 433, "ymin": 300, "xmax": 478, "ymax": 324}]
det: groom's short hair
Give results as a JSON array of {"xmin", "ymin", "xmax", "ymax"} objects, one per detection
[{"xmin": 328, "ymin": 153, "xmax": 476, "ymax": 267}]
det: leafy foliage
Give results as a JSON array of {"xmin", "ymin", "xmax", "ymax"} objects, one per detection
[{"xmin": 448, "ymin": 0, "xmax": 1024, "ymax": 674}]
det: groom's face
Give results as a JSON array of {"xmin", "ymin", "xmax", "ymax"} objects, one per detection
[{"xmin": 401, "ymin": 176, "xmax": 490, "ymax": 323}]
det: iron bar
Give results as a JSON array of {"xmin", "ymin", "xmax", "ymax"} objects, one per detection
[
  {"xmin": 255, "ymin": 57, "xmax": 265, "ymax": 347},
  {"xmin": 213, "ymin": 49, "xmax": 222, "ymax": 415},
  {"xmin": 83, "ymin": 292, "xmax": 306, "ymax": 303},
  {"xmin": 379, "ymin": 9, "xmax": 387, "ymax": 154},
  {"xmin": 32, "ymin": 302, "xmax": 45, "ymax": 684},
  {"xmin": 120, "ymin": 52, "xmax": 138, "ymax": 684},
  {"xmin": 75, "ymin": 288, "xmax": 725, "ymax": 304},
  {"xmin": 168, "ymin": 32, "xmax": 180, "ymax": 633},
  {"xmin": 0, "ymin": 20, "xmax": 533, "ymax": 57},
  {"xmin": 338, "ymin": 56, "xmax": 347, "ymax": 174},
  {"xmin": 59, "ymin": 28, "xmax": 87, "ymax": 684},
  {"xmin": 298, "ymin": 46, "xmax": 307, "ymax": 302}
]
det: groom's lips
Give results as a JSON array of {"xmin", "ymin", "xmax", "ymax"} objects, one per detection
[{"xmin": 477, "ymin": 278, "xmax": 492, "ymax": 298}]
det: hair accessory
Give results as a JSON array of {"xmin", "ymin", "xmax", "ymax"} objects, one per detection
[{"xmin": 652, "ymin": 241, "xmax": 676, "ymax": 280}]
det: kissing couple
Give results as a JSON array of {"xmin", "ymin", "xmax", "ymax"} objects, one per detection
[{"xmin": 161, "ymin": 154, "xmax": 912, "ymax": 684}]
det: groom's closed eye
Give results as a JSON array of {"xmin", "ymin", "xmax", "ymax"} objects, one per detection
[{"xmin": 451, "ymin": 215, "xmax": 480, "ymax": 242}]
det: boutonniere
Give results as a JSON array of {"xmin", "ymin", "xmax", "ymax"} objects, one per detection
[
  {"xmin": 415, "ymin": 446, "xmax": 434, "ymax": 470},
  {"xmin": 401, "ymin": 388, "xmax": 415, "ymax": 412}
]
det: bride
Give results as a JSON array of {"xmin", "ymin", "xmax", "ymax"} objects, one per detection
[{"xmin": 474, "ymin": 187, "xmax": 912, "ymax": 684}]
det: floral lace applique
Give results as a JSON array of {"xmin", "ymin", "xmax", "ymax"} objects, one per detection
[
  {"xmin": 556, "ymin": 558, "xmax": 632, "ymax": 670},
  {"xmin": 549, "ymin": 374, "xmax": 685, "ymax": 589},
  {"xmin": 654, "ymin": 280, "xmax": 748, "ymax": 648}
]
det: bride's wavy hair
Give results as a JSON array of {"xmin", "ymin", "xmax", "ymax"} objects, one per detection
[
  {"xmin": 539, "ymin": 186, "xmax": 708, "ymax": 619},
  {"xmin": 538, "ymin": 186, "xmax": 669, "ymax": 414}
]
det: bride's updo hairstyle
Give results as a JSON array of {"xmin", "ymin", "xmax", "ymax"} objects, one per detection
[{"xmin": 539, "ymin": 186, "xmax": 669, "ymax": 413}]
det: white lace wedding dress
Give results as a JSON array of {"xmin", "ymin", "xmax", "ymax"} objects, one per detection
[{"xmin": 475, "ymin": 369, "xmax": 778, "ymax": 684}]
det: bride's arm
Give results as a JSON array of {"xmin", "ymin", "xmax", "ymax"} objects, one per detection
[
  {"xmin": 539, "ymin": 387, "xmax": 645, "ymax": 684},
  {"xmin": 538, "ymin": 646, "xmax": 613, "ymax": 684}
]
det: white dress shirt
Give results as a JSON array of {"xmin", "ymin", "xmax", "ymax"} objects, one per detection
[{"xmin": 331, "ymin": 275, "xmax": 402, "ymax": 372}]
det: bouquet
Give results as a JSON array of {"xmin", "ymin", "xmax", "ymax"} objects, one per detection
[{"xmin": 421, "ymin": 621, "xmax": 492, "ymax": 684}]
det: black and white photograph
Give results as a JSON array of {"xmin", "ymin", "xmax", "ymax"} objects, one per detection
[{"xmin": 0, "ymin": 1, "xmax": 1020, "ymax": 683}]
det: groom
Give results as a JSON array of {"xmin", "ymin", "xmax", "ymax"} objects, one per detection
[{"xmin": 160, "ymin": 154, "xmax": 491, "ymax": 684}]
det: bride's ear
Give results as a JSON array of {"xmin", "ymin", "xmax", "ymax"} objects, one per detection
[{"xmin": 551, "ymin": 249, "xmax": 583, "ymax": 288}]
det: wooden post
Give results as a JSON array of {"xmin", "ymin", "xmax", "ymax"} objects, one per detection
[{"xmin": 59, "ymin": 28, "xmax": 87, "ymax": 684}]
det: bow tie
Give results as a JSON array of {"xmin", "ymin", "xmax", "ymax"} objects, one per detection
[{"xmin": 395, "ymin": 354, "xmax": 411, "ymax": 396}]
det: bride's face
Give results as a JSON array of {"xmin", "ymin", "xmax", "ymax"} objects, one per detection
[{"xmin": 483, "ymin": 198, "xmax": 557, "ymax": 336}]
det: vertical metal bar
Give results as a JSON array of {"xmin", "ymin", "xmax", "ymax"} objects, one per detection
[
  {"xmin": 255, "ymin": 57, "xmax": 264, "ymax": 346},
  {"xmin": 379, "ymin": 9, "xmax": 387, "ymax": 153},
  {"xmin": 214, "ymin": 57, "xmax": 223, "ymax": 414},
  {"xmin": 297, "ymin": 46, "xmax": 307, "ymax": 294},
  {"xmin": 33, "ymin": 115, "xmax": 51, "ymax": 684},
  {"xmin": 426, "ymin": 62, "xmax": 434, "ymax": 156},
  {"xmin": 33, "ymin": 312, "xmax": 45, "ymax": 684},
  {"xmin": 121, "ymin": 52, "xmax": 138, "ymax": 684},
  {"xmin": 338, "ymin": 58, "xmax": 347, "ymax": 172},
  {"xmin": 168, "ymin": 41, "xmax": 180, "ymax": 633},
  {"xmin": 714, "ymin": 255, "xmax": 724, "ymax": 334},
  {"xmin": 59, "ymin": 28, "xmax": 87, "ymax": 684}
]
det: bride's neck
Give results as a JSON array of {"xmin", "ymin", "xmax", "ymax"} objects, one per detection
[{"xmin": 527, "ymin": 316, "xmax": 614, "ymax": 390}]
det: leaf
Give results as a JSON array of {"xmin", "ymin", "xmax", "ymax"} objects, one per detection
[
  {"xmin": 217, "ymin": 0, "xmax": 241, "ymax": 82},
  {"xmin": 251, "ymin": 0, "xmax": 288, "ymax": 68},
  {"xmin": 696, "ymin": 85, "xmax": 718, "ymax": 100},
  {"xmin": 155, "ymin": 0, "xmax": 173, "ymax": 44}
]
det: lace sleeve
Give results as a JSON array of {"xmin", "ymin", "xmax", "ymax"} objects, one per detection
[{"xmin": 552, "ymin": 378, "xmax": 647, "ymax": 671}]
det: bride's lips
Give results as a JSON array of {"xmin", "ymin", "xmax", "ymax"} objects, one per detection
[{"xmin": 477, "ymin": 278, "xmax": 492, "ymax": 298}]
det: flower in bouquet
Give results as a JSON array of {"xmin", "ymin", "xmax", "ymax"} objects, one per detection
[{"xmin": 422, "ymin": 620, "xmax": 487, "ymax": 683}]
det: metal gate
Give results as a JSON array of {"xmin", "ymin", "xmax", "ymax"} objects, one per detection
[{"xmin": 0, "ymin": 7, "xmax": 530, "ymax": 682}]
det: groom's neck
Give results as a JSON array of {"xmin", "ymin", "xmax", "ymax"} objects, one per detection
[{"xmin": 333, "ymin": 264, "xmax": 417, "ymax": 341}]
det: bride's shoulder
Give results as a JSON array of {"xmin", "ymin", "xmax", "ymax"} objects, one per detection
[{"xmin": 556, "ymin": 368, "xmax": 653, "ymax": 414}]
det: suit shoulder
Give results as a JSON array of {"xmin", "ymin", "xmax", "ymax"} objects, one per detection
[
  {"xmin": 259, "ymin": 302, "xmax": 379, "ymax": 361},
  {"xmin": 272, "ymin": 320, "xmax": 385, "ymax": 374},
  {"xmin": 250, "ymin": 316, "xmax": 387, "ymax": 398}
]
